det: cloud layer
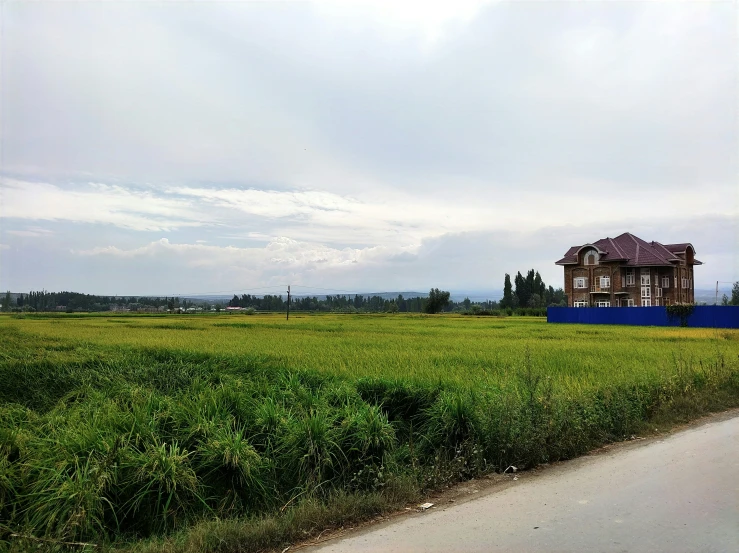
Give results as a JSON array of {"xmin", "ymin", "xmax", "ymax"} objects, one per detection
[{"xmin": 1, "ymin": 2, "xmax": 736, "ymax": 294}]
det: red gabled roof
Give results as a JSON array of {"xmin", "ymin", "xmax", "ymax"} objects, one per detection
[
  {"xmin": 555, "ymin": 232, "xmax": 701, "ymax": 266},
  {"xmin": 663, "ymin": 243, "xmax": 691, "ymax": 253}
]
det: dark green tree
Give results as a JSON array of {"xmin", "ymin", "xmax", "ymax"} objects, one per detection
[
  {"xmin": 731, "ymin": 282, "xmax": 739, "ymax": 306},
  {"xmin": 425, "ymin": 288, "xmax": 450, "ymax": 314},
  {"xmin": 514, "ymin": 271, "xmax": 528, "ymax": 307},
  {"xmin": 501, "ymin": 274, "xmax": 514, "ymax": 308},
  {"xmin": 2, "ymin": 291, "xmax": 10, "ymax": 312}
]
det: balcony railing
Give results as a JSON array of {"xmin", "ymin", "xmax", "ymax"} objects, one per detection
[{"xmin": 590, "ymin": 285, "xmax": 610, "ymax": 293}]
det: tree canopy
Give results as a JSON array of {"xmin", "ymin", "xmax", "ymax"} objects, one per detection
[
  {"xmin": 500, "ymin": 270, "xmax": 565, "ymax": 308},
  {"xmin": 424, "ymin": 288, "xmax": 451, "ymax": 314}
]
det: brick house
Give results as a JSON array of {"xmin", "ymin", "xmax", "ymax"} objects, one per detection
[{"xmin": 555, "ymin": 233, "xmax": 701, "ymax": 307}]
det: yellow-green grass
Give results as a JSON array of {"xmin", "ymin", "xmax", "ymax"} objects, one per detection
[
  {"xmin": 3, "ymin": 312, "xmax": 737, "ymax": 389},
  {"xmin": 1, "ymin": 313, "xmax": 738, "ymax": 551}
]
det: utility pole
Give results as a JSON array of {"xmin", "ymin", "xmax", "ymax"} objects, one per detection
[
  {"xmin": 715, "ymin": 281, "xmax": 719, "ymax": 305},
  {"xmin": 286, "ymin": 285, "xmax": 291, "ymax": 320}
]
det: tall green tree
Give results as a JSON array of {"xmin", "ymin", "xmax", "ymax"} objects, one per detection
[
  {"xmin": 514, "ymin": 271, "xmax": 528, "ymax": 307},
  {"xmin": 731, "ymin": 281, "xmax": 739, "ymax": 306},
  {"xmin": 425, "ymin": 288, "xmax": 450, "ymax": 314},
  {"xmin": 501, "ymin": 274, "xmax": 514, "ymax": 308},
  {"xmin": 2, "ymin": 291, "xmax": 10, "ymax": 311}
]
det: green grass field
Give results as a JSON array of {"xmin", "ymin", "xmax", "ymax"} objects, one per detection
[{"xmin": 1, "ymin": 313, "xmax": 738, "ymax": 552}]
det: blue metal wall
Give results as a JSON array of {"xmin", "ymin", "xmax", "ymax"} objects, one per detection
[{"xmin": 547, "ymin": 306, "xmax": 739, "ymax": 328}]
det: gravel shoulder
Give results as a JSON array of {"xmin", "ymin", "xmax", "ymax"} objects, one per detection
[{"xmin": 297, "ymin": 408, "xmax": 739, "ymax": 553}]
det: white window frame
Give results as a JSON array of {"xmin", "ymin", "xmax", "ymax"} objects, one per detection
[
  {"xmin": 600, "ymin": 276, "xmax": 610, "ymax": 289},
  {"xmin": 654, "ymin": 299, "xmax": 660, "ymax": 306},
  {"xmin": 596, "ymin": 301, "xmax": 610, "ymax": 307},
  {"xmin": 641, "ymin": 286, "xmax": 651, "ymax": 298},
  {"xmin": 641, "ymin": 298, "xmax": 651, "ymax": 307},
  {"xmin": 655, "ymin": 287, "xmax": 662, "ymax": 298},
  {"xmin": 573, "ymin": 301, "xmax": 588, "ymax": 307},
  {"xmin": 627, "ymin": 299, "xmax": 635, "ymax": 307},
  {"xmin": 682, "ymin": 278, "xmax": 690, "ymax": 289},
  {"xmin": 661, "ymin": 276, "xmax": 670, "ymax": 288},
  {"xmin": 640, "ymin": 268, "xmax": 650, "ymax": 286},
  {"xmin": 574, "ymin": 277, "xmax": 587, "ymax": 289},
  {"xmin": 625, "ymin": 270, "xmax": 635, "ymax": 286}
]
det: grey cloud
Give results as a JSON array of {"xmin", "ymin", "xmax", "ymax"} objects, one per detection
[
  {"xmin": 1, "ymin": 2, "xmax": 736, "ymax": 294},
  {"xmin": 3, "ymin": 2, "xmax": 735, "ymax": 195},
  {"xmin": 2, "ymin": 213, "xmax": 731, "ymax": 295}
]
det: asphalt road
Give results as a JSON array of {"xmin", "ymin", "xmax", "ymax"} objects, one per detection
[{"xmin": 306, "ymin": 414, "xmax": 739, "ymax": 553}]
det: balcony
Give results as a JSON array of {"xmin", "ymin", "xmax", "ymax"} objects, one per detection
[{"xmin": 590, "ymin": 285, "xmax": 610, "ymax": 294}]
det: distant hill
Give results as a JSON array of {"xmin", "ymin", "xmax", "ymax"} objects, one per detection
[{"xmin": 695, "ymin": 288, "xmax": 734, "ymax": 305}]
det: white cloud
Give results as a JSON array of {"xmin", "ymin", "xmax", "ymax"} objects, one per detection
[
  {"xmin": 1, "ymin": 2, "xmax": 736, "ymax": 293},
  {"xmin": 313, "ymin": 0, "xmax": 494, "ymax": 47},
  {"xmin": 6, "ymin": 226, "xmax": 53, "ymax": 237},
  {"xmin": 0, "ymin": 178, "xmax": 203, "ymax": 231},
  {"xmin": 74, "ymin": 236, "xmax": 413, "ymax": 269}
]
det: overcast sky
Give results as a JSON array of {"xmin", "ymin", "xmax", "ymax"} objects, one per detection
[{"xmin": 1, "ymin": 0, "xmax": 737, "ymax": 297}]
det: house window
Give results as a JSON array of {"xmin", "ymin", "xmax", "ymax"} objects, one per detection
[
  {"xmin": 661, "ymin": 276, "xmax": 670, "ymax": 288},
  {"xmin": 574, "ymin": 277, "xmax": 587, "ymax": 289},
  {"xmin": 596, "ymin": 301, "xmax": 610, "ymax": 307},
  {"xmin": 625, "ymin": 270, "xmax": 635, "ymax": 286},
  {"xmin": 600, "ymin": 276, "xmax": 610, "ymax": 289},
  {"xmin": 654, "ymin": 299, "xmax": 660, "ymax": 307},
  {"xmin": 674, "ymin": 276, "xmax": 678, "ymax": 288},
  {"xmin": 655, "ymin": 287, "xmax": 662, "ymax": 298},
  {"xmin": 641, "ymin": 286, "xmax": 650, "ymax": 298},
  {"xmin": 682, "ymin": 278, "xmax": 690, "ymax": 289},
  {"xmin": 627, "ymin": 299, "xmax": 635, "ymax": 307},
  {"xmin": 573, "ymin": 301, "xmax": 588, "ymax": 307},
  {"xmin": 640, "ymin": 269, "xmax": 650, "ymax": 286},
  {"xmin": 641, "ymin": 298, "xmax": 651, "ymax": 307}
]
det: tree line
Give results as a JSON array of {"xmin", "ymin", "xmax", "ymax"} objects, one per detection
[
  {"xmin": 0, "ymin": 291, "xmax": 202, "ymax": 313},
  {"xmin": 1, "ymin": 268, "xmax": 572, "ymax": 315},
  {"xmin": 501, "ymin": 269, "xmax": 566, "ymax": 308},
  {"xmin": 228, "ymin": 291, "xmax": 464, "ymax": 313}
]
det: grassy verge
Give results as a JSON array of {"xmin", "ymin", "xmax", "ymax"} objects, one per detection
[{"xmin": 1, "ymin": 316, "xmax": 738, "ymax": 552}]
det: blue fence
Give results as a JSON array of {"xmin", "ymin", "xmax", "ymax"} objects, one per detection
[{"xmin": 547, "ymin": 306, "xmax": 739, "ymax": 328}]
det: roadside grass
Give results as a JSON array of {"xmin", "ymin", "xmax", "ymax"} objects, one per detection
[{"xmin": 0, "ymin": 314, "xmax": 738, "ymax": 552}]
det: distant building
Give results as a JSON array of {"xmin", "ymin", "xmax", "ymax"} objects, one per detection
[{"xmin": 555, "ymin": 232, "xmax": 701, "ymax": 307}]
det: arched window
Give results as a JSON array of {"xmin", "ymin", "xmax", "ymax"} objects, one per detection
[{"xmin": 587, "ymin": 254, "xmax": 595, "ymax": 265}]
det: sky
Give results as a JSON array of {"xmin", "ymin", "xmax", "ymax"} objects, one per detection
[{"xmin": 1, "ymin": 0, "xmax": 737, "ymax": 297}]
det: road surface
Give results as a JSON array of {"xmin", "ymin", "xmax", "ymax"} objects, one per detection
[{"xmin": 306, "ymin": 414, "xmax": 739, "ymax": 553}]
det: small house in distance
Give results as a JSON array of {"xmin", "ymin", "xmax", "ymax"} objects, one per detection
[{"xmin": 555, "ymin": 232, "xmax": 701, "ymax": 307}]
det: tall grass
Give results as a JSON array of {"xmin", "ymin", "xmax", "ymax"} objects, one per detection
[{"xmin": 0, "ymin": 314, "xmax": 738, "ymax": 551}]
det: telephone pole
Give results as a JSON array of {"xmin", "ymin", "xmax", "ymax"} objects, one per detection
[
  {"xmin": 286, "ymin": 285, "xmax": 291, "ymax": 320},
  {"xmin": 716, "ymin": 281, "xmax": 719, "ymax": 305}
]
